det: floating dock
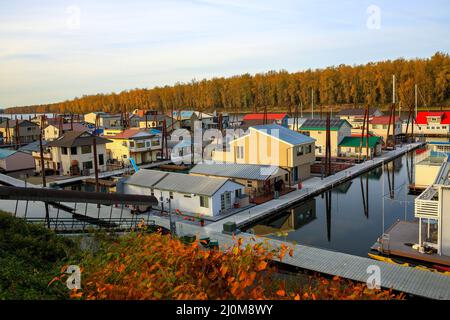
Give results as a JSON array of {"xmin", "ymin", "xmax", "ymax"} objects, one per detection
[{"xmin": 371, "ymin": 220, "xmax": 450, "ymax": 267}]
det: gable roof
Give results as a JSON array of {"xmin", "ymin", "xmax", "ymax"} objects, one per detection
[
  {"xmin": 124, "ymin": 169, "xmax": 241, "ymax": 196},
  {"xmin": 339, "ymin": 136, "xmax": 382, "ymax": 148},
  {"xmin": 46, "ymin": 123, "xmax": 88, "ymax": 132},
  {"xmin": 337, "ymin": 108, "xmax": 380, "ymax": 116},
  {"xmin": 300, "ymin": 119, "xmax": 350, "ymax": 131},
  {"xmin": 153, "ymin": 171, "xmax": 237, "ymax": 196},
  {"xmin": 0, "ymin": 149, "xmax": 18, "ymax": 159},
  {"xmin": 19, "ymin": 140, "xmax": 48, "ymax": 153},
  {"xmin": 250, "ymin": 124, "xmax": 315, "ymax": 146},
  {"xmin": 47, "ymin": 131, "xmax": 112, "ymax": 148},
  {"xmin": 0, "ymin": 120, "xmax": 39, "ymax": 128},
  {"xmin": 190, "ymin": 163, "xmax": 288, "ymax": 181},
  {"xmin": 104, "ymin": 128, "xmax": 156, "ymax": 140},
  {"xmin": 243, "ymin": 113, "xmax": 288, "ymax": 121},
  {"xmin": 123, "ymin": 169, "xmax": 168, "ymax": 188},
  {"xmin": 416, "ymin": 111, "xmax": 450, "ymax": 125},
  {"xmin": 370, "ymin": 116, "xmax": 400, "ymax": 125}
]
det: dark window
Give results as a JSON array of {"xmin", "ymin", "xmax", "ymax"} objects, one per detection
[
  {"xmin": 81, "ymin": 146, "xmax": 91, "ymax": 154},
  {"xmin": 62, "ymin": 147, "xmax": 68, "ymax": 155},
  {"xmin": 98, "ymin": 154, "xmax": 104, "ymax": 165},
  {"xmin": 71, "ymin": 146, "xmax": 77, "ymax": 155},
  {"xmin": 83, "ymin": 161, "xmax": 93, "ymax": 170},
  {"xmin": 200, "ymin": 195, "xmax": 209, "ymax": 208},
  {"xmin": 169, "ymin": 192, "xmax": 174, "ymax": 200}
]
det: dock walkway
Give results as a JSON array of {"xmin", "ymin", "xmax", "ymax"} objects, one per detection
[
  {"xmin": 149, "ymin": 215, "xmax": 450, "ymax": 300},
  {"xmin": 206, "ymin": 142, "xmax": 425, "ymax": 232}
]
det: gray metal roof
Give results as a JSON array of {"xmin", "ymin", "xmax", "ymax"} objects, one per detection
[
  {"xmin": 123, "ymin": 169, "xmax": 168, "ymax": 188},
  {"xmin": 251, "ymin": 124, "xmax": 315, "ymax": 146},
  {"xmin": 153, "ymin": 171, "xmax": 233, "ymax": 196},
  {"xmin": 124, "ymin": 169, "xmax": 239, "ymax": 196},
  {"xmin": 190, "ymin": 163, "xmax": 288, "ymax": 181}
]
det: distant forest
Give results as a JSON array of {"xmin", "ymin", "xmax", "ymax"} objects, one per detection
[{"xmin": 5, "ymin": 52, "xmax": 449, "ymax": 115}]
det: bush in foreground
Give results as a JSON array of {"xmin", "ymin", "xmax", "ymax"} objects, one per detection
[
  {"xmin": 60, "ymin": 229, "xmax": 403, "ymax": 300},
  {"xmin": 0, "ymin": 212, "xmax": 78, "ymax": 299}
]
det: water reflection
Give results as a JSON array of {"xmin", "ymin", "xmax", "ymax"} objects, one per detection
[
  {"xmin": 249, "ymin": 199, "xmax": 316, "ymax": 237},
  {"xmin": 244, "ymin": 152, "xmax": 418, "ymax": 257}
]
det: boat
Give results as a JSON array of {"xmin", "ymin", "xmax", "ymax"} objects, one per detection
[{"xmin": 368, "ymin": 253, "xmax": 450, "ymax": 276}]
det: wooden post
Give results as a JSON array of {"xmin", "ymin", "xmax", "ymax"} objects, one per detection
[
  {"xmin": 93, "ymin": 136, "xmax": 100, "ymax": 209},
  {"xmin": 39, "ymin": 132, "xmax": 50, "ymax": 228}
]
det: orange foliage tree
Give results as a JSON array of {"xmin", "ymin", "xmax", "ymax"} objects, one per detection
[{"xmin": 53, "ymin": 230, "xmax": 403, "ymax": 300}]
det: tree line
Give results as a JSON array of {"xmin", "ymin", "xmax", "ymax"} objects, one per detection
[{"xmin": 6, "ymin": 52, "xmax": 449, "ymax": 115}]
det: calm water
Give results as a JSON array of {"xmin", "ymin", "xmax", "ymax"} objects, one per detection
[{"xmin": 245, "ymin": 153, "xmax": 417, "ymax": 257}]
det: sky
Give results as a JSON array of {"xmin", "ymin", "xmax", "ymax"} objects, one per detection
[{"xmin": 0, "ymin": 0, "xmax": 449, "ymax": 108}]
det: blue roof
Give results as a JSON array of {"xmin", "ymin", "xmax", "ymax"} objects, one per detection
[
  {"xmin": 429, "ymin": 141, "xmax": 450, "ymax": 145},
  {"xmin": 251, "ymin": 124, "xmax": 316, "ymax": 145},
  {"xmin": 173, "ymin": 111, "xmax": 194, "ymax": 119},
  {"xmin": 149, "ymin": 129, "xmax": 161, "ymax": 135},
  {"xmin": 0, "ymin": 149, "xmax": 17, "ymax": 159}
]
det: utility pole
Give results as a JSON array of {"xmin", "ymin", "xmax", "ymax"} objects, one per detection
[
  {"xmin": 415, "ymin": 84, "xmax": 418, "ymax": 119},
  {"xmin": 39, "ymin": 131, "xmax": 50, "ymax": 229},
  {"xmin": 93, "ymin": 137, "xmax": 100, "ymax": 209},
  {"xmin": 311, "ymin": 87, "xmax": 314, "ymax": 119}
]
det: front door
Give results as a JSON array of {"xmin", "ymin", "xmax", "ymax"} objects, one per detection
[
  {"xmin": 221, "ymin": 192, "xmax": 232, "ymax": 211},
  {"xmin": 293, "ymin": 166, "xmax": 299, "ymax": 183}
]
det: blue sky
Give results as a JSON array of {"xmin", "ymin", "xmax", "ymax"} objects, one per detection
[{"xmin": 0, "ymin": 0, "xmax": 449, "ymax": 108}]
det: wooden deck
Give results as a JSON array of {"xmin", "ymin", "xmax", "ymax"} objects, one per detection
[{"xmin": 371, "ymin": 220, "xmax": 450, "ymax": 267}]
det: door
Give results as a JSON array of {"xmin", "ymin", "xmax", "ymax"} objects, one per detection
[{"xmin": 221, "ymin": 192, "xmax": 232, "ymax": 211}]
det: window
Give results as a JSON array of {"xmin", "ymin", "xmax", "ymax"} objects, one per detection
[
  {"xmin": 152, "ymin": 139, "xmax": 161, "ymax": 147},
  {"xmin": 247, "ymin": 180, "xmax": 253, "ymax": 187},
  {"xmin": 82, "ymin": 161, "xmax": 93, "ymax": 170},
  {"xmin": 184, "ymin": 194, "xmax": 192, "ymax": 198},
  {"xmin": 200, "ymin": 195, "xmax": 209, "ymax": 208},
  {"xmin": 129, "ymin": 141, "xmax": 135, "ymax": 148},
  {"xmin": 146, "ymin": 141, "xmax": 151, "ymax": 148},
  {"xmin": 297, "ymin": 146, "xmax": 304, "ymax": 156},
  {"xmin": 235, "ymin": 189, "xmax": 241, "ymax": 198},
  {"xmin": 81, "ymin": 145, "xmax": 91, "ymax": 154},
  {"xmin": 169, "ymin": 192, "xmax": 174, "ymax": 200},
  {"xmin": 98, "ymin": 154, "xmax": 104, "ymax": 165},
  {"xmin": 150, "ymin": 189, "xmax": 154, "ymax": 196},
  {"xmin": 62, "ymin": 147, "xmax": 68, "ymax": 155},
  {"xmin": 71, "ymin": 146, "xmax": 77, "ymax": 155},
  {"xmin": 236, "ymin": 146, "xmax": 244, "ymax": 159},
  {"xmin": 443, "ymin": 126, "xmax": 447, "ymax": 130}
]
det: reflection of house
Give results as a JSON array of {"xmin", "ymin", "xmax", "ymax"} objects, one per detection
[
  {"xmin": 123, "ymin": 169, "xmax": 247, "ymax": 217},
  {"xmin": 334, "ymin": 181, "xmax": 353, "ymax": 194},
  {"xmin": 0, "ymin": 120, "xmax": 40, "ymax": 144},
  {"xmin": 212, "ymin": 124, "xmax": 316, "ymax": 185},
  {"xmin": 299, "ymin": 119, "xmax": 352, "ymax": 157},
  {"xmin": 249, "ymin": 199, "xmax": 316, "ymax": 236},
  {"xmin": 44, "ymin": 123, "xmax": 89, "ymax": 141},
  {"xmin": 338, "ymin": 136, "xmax": 382, "ymax": 159},
  {"xmin": 190, "ymin": 163, "xmax": 289, "ymax": 199},
  {"xmin": 104, "ymin": 128, "xmax": 162, "ymax": 165},
  {"xmin": 0, "ymin": 149, "xmax": 35, "ymax": 172},
  {"xmin": 368, "ymin": 116, "xmax": 402, "ymax": 142},
  {"xmin": 337, "ymin": 108, "xmax": 382, "ymax": 128},
  {"xmin": 39, "ymin": 131, "xmax": 111, "ymax": 176}
]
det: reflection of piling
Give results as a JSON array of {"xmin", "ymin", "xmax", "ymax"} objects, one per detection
[{"xmin": 325, "ymin": 190, "xmax": 332, "ymax": 242}]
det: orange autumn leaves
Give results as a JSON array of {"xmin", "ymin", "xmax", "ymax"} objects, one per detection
[{"xmin": 57, "ymin": 231, "xmax": 403, "ymax": 300}]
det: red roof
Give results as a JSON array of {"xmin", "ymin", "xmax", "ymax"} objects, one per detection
[
  {"xmin": 370, "ymin": 116, "xmax": 400, "ymax": 125},
  {"xmin": 415, "ymin": 111, "xmax": 450, "ymax": 125},
  {"xmin": 243, "ymin": 113, "xmax": 288, "ymax": 121}
]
